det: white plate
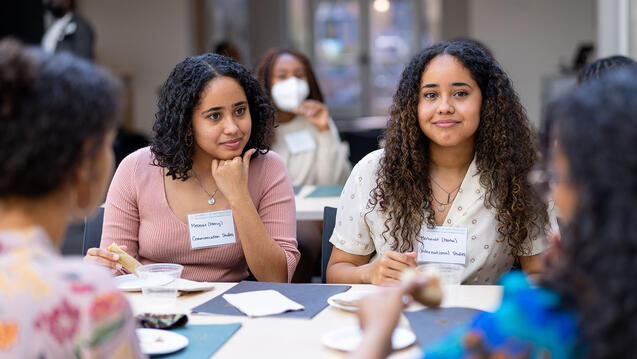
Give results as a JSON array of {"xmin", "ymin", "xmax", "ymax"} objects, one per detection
[
  {"xmin": 321, "ymin": 325, "xmax": 416, "ymax": 352},
  {"xmin": 136, "ymin": 328, "xmax": 189, "ymax": 355},
  {"xmin": 326, "ymin": 290, "xmax": 377, "ymax": 312},
  {"xmin": 114, "ymin": 274, "xmax": 215, "ymax": 292}
]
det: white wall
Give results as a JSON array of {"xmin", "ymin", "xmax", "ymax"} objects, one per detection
[
  {"xmin": 468, "ymin": 0, "xmax": 596, "ymax": 126},
  {"xmin": 78, "ymin": 0, "xmax": 196, "ymax": 135}
]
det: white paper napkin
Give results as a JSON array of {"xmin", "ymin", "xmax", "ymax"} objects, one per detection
[{"xmin": 222, "ymin": 290, "xmax": 305, "ymax": 317}]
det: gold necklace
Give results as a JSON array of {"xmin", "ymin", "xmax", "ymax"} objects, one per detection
[
  {"xmin": 431, "ymin": 178, "xmax": 461, "ymax": 212},
  {"xmin": 191, "ymin": 170, "xmax": 219, "ymax": 205}
]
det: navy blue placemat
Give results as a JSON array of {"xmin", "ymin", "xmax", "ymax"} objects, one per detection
[
  {"xmin": 191, "ymin": 281, "xmax": 350, "ymax": 318},
  {"xmin": 404, "ymin": 307, "xmax": 484, "ymax": 347},
  {"xmin": 154, "ymin": 323, "xmax": 241, "ymax": 358}
]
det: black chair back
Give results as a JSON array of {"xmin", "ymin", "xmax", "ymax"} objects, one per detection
[
  {"xmin": 321, "ymin": 206, "xmax": 337, "ymax": 283},
  {"xmin": 82, "ymin": 206, "xmax": 104, "ymax": 255}
]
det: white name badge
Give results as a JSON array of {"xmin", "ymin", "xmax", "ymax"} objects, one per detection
[
  {"xmin": 187, "ymin": 209, "xmax": 236, "ymax": 250},
  {"xmin": 284, "ymin": 130, "xmax": 316, "ymax": 155},
  {"xmin": 416, "ymin": 226, "xmax": 467, "ymax": 265}
]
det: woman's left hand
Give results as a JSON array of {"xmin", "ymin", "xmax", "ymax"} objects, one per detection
[
  {"xmin": 294, "ymin": 99, "xmax": 330, "ymax": 132},
  {"xmin": 211, "ymin": 148, "xmax": 256, "ymax": 202}
]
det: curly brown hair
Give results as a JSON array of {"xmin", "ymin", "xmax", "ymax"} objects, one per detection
[
  {"xmin": 150, "ymin": 53, "xmax": 275, "ymax": 181},
  {"xmin": 368, "ymin": 41, "xmax": 548, "ymax": 256}
]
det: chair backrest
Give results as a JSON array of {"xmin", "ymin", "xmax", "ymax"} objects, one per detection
[
  {"xmin": 321, "ymin": 206, "xmax": 337, "ymax": 283},
  {"xmin": 82, "ymin": 206, "xmax": 105, "ymax": 255}
]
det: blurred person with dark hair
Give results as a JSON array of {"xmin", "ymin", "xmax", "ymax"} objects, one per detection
[
  {"xmin": 42, "ymin": 0, "xmax": 94, "ymax": 60},
  {"xmin": 254, "ymin": 47, "xmax": 351, "ymax": 186},
  {"xmin": 84, "ymin": 53, "xmax": 299, "ymax": 283},
  {"xmin": 0, "ymin": 39, "xmax": 142, "ymax": 358},
  {"xmin": 213, "ymin": 40, "xmax": 242, "ymax": 63},
  {"xmin": 350, "ymin": 68, "xmax": 637, "ymax": 359},
  {"xmin": 577, "ymin": 55, "xmax": 636, "ymax": 84}
]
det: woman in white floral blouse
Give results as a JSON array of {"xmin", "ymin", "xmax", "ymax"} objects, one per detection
[{"xmin": 0, "ymin": 39, "xmax": 143, "ymax": 358}]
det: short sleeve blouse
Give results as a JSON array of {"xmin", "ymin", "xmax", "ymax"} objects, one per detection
[{"xmin": 329, "ymin": 149, "xmax": 554, "ymax": 285}]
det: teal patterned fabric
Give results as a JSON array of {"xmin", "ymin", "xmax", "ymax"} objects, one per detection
[{"xmin": 423, "ymin": 271, "xmax": 583, "ymax": 359}]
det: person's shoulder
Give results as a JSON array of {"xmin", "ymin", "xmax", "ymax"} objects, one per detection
[
  {"xmin": 252, "ymin": 150, "xmax": 286, "ymax": 171},
  {"xmin": 118, "ymin": 146, "xmax": 153, "ymax": 171},
  {"xmin": 352, "ymin": 149, "xmax": 384, "ymax": 173}
]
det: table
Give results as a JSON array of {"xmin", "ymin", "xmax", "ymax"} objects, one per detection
[
  {"xmin": 294, "ymin": 186, "xmax": 342, "ymax": 221},
  {"xmin": 125, "ymin": 284, "xmax": 502, "ymax": 359}
]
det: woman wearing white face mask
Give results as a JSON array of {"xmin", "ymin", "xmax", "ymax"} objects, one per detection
[
  {"xmin": 255, "ymin": 48, "xmax": 352, "ymax": 282},
  {"xmin": 255, "ymin": 48, "xmax": 351, "ymax": 186}
]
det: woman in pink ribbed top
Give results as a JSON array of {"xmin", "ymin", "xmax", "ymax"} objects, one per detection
[{"xmin": 85, "ymin": 54, "xmax": 299, "ymax": 282}]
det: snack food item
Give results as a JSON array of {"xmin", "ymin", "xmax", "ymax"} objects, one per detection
[
  {"xmin": 400, "ymin": 267, "xmax": 443, "ymax": 307},
  {"xmin": 107, "ymin": 243, "xmax": 142, "ymax": 275}
]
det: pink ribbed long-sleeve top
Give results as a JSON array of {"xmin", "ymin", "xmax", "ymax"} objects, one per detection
[{"xmin": 100, "ymin": 147, "xmax": 299, "ymax": 282}]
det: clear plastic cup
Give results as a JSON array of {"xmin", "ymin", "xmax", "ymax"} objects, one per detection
[
  {"xmin": 416, "ymin": 263, "xmax": 465, "ymax": 285},
  {"xmin": 136, "ymin": 263, "xmax": 184, "ymax": 313}
]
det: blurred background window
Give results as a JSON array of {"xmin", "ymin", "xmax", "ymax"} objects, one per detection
[{"xmin": 287, "ymin": 0, "xmax": 441, "ymax": 118}]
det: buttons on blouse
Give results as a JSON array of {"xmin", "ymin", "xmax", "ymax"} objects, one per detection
[
  {"xmin": 475, "ymin": 189, "xmax": 481, "ymax": 194},
  {"xmin": 446, "ymin": 219, "xmax": 451, "ymax": 224},
  {"xmin": 350, "ymin": 193, "xmax": 355, "ymax": 199},
  {"xmin": 470, "ymin": 258, "xmax": 475, "ymax": 263},
  {"xmin": 471, "ymin": 235, "xmax": 477, "ymax": 240},
  {"xmin": 483, "ymin": 244, "xmax": 489, "ymax": 250},
  {"xmin": 457, "ymin": 206, "xmax": 462, "ymax": 211},
  {"xmin": 458, "ymin": 188, "xmax": 463, "ymax": 193},
  {"xmin": 472, "ymin": 219, "xmax": 478, "ymax": 224}
]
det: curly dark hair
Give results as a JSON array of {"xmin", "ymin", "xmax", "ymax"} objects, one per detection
[
  {"xmin": 150, "ymin": 53, "xmax": 275, "ymax": 180},
  {"xmin": 0, "ymin": 39, "xmax": 121, "ymax": 198},
  {"xmin": 253, "ymin": 47, "xmax": 324, "ymax": 103},
  {"xmin": 368, "ymin": 41, "xmax": 548, "ymax": 255},
  {"xmin": 577, "ymin": 55, "xmax": 636, "ymax": 84},
  {"xmin": 541, "ymin": 68, "xmax": 637, "ymax": 358}
]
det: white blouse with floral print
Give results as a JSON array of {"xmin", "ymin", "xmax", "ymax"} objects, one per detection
[
  {"xmin": 329, "ymin": 149, "xmax": 556, "ymax": 285},
  {"xmin": 0, "ymin": 227, "xmax": 143, "ymax": 358}
]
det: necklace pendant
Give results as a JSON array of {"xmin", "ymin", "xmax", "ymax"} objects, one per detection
[
  {"xmin": 207, "ymin": 197, "xmax": 216, "ymax": 205},
  {"xmin": 438, "ymin": 204, "xmax": 445, "ymax": 211}
]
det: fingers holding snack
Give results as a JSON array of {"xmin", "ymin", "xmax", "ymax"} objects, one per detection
[
  {"xmin": 107, "ymin": 243, "xmax": 142, "ymax": 276},
  {"xmin": 84, "ymin": 246, "xmax": 125, "ymax": 274},
  {"xmin": 400, "ymin": 267, "xmax": 443, "ymax": 308}
]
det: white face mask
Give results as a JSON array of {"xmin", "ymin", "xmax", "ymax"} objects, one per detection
[{"xmin": 270, "ymin": 77, "xmax": 310, "ymax": 112}]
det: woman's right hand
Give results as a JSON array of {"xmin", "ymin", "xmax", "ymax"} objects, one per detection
[
  {"xmin": 83, "ymin": 245, "xmax": 127, "ymax": 274},
  {"xmin": 364, "ymin": 251, "xmax": 418, "ymax": 285}
]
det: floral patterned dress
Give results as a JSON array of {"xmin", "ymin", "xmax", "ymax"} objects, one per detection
[
  {"xmin": 0, "ymin": 227, "xmax": 143, "ymax": 358},
  {"xmin": 424, "ymin": 271, "xmax": 584, "ymax": 359}
]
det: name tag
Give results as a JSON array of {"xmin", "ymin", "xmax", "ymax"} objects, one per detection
[
  {"xmin": 284, "ymin": 130, "xmax": 316, "ymax": 155},
  {"xmin": 187, "ymin": 210, "xmax": 236, "ymax": 250},
  {"xmin": 416, "ymin": 226, "xmax": 467, "ymax": 265}
]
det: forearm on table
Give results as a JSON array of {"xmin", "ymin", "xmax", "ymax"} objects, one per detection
[
  {"xmin": 326, "ymin": 261, "xmax": 372, "ymax": 284},
  {"xmin": 230, "ymin": 192, "xmax": 289, "ymax": 282}
]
